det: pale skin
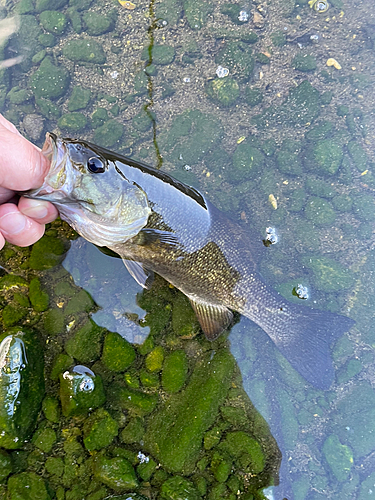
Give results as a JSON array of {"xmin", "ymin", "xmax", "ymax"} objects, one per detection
[{"xmin": 0, "ymin": 114, "xmax": 58, "ymax": 250}]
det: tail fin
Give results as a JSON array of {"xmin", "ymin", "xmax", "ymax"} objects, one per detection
[{"xmin": 268, "ymin": 306, "xmax": 354, "ymax": 389}]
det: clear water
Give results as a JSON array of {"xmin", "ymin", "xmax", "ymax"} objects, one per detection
[{"xmin": 1, "ymin": 0, "xmax": 375, "ymax": 497}]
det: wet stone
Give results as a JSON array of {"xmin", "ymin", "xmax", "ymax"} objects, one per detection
[
  {"xmin": 305, "ymin": 139, "xmax": 343, "ymax": 175},
  {"xmin": 36, "ymin": 0, "xmax": 68, "ymax": 12},
  {"xmin": 35, "ymin": 97, "xmax": 61, "ymax": 119},
  {"xmin": 7, "ymin": 87, "xmax": 32, "ymax": 105},
  {"xmin": 44, "ymin": 308, "xmax": 65, "ymax": 336},
  {"xmin": 39, "ymin": 10, "xmax": 67, "ymax": 34},
  {"xmin": 101, "ymin": 331, "xmax": 136, "ymax": 372},
  {"xmin": 292, "ymin": 53, "xmax": 317, "ymax": 72},
  {"xmin": 69, "ymin": 0, "xmax": 93, "ymax": 10},
  {"xmin": 29, "ymin": 57, "xmax": 70, "ymax": 100},
  {"xmin": 301, "ymin": 255, "xmax": 354, "ymax": 292},
  {"xmin": 28, "ymin": 277, "xmax": 49, "ymax": 312},
  {"xmin": 23, "ymin": 114, "xmax": 45, "ymax": 141},
  {"xmin": 32, "ymin": 427, "xmax": 56, "ymax": 453},
  {"xmin": 215, "ymin": 42, "xmax": 254, "ymax": 80},
  {"xmin": 183, "ymin": 0, "xmax": 213, "ymax": 29},
  {"xmin": 142, "ymin": 44, "xmax": 175, "ymax": 65},
  {"xmin": 59, "ymin": 366, "xmax": 105, "ymax": 417},
  {"xmin": 83, "ymin": 408, "xmax": 118, "ymax": 451},
  {"xmin": 50, "ymin": 353, "xmax": 74, "ymax": 381},
  {"xmin": 232, "ymin": 143, "xmax": 265, "ymax": 182},
  {"xmin": 352, "ymin": 194, "xmax": 375, "ymax": 222},
  {"xmin": 304, "ymin": 196, "xmax": 336, "ymax": 226},
  {"xmin": 58, "ymin": 112, "xmax": 87, "ymax": 132},
  {"xmin": 162, "ymin": 350, "xmax": 188, "ymax": 393},
  {"xmin": 91, "ymin": 107, "xmax": 109, "ymax": 128},
  {"xmin": 63, "ymin": 38, "xmax": 106, "ymax": 64},
  {"xmin": 120, "ymin": 416, "xmax": 144, "ymax": 444},
  {"xmin": 93, "ymin": 455, "xmax": 139, "ymax": 492},
  {"xmin": 0, "ymin": 450, "xmax": 12, "ymax": 481},
  {"xmin": 38, "ymin": 33, "xmax": 56, "ymax": 47},
  {"xmin": 65, "ymin": 320, "xmax": 104, "ymax": 364},
  {"xmin": 42, "ymin": 396, "xmax": 60, "ymax": 423},
  {"xmin": 31, "ymin": 49, "xmax": 46, "ymax": 65},
  {"xmin": 114, "ymin": 386, "xmax": 158, "ymax": 415},
  {"xmin": 15, "ymin": 0, "xmax": 35, "ymax": 14},
  {"xmin": 161, "ymin": 476, "xmax": 200, "ymax": 500},
  {"xmin": 93, "ymin": 119, "xmax": 124, "ymax": 148},
  {"xmin": 8, "ymin": 472, "xmax": 50, "ymax": 500}
]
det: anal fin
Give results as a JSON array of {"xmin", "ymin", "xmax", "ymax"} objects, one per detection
[
  {"xmin": 123, "ymin": 259, "xmax": 154, "ymax": 289},
  {"xmin": 188, "ymin": 297, "xmax": 233, "ymax": 341}
]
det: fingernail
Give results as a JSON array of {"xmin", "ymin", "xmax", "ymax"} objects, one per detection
[
  {"xmin": 21, "ymin": 203, "xmax": 49, "ymax": 220},
  {"xmin": 0, "ymin": 212, "xmax": 27, "ymax": 235}
]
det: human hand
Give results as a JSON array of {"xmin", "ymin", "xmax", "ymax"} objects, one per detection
[{"xmin": 0, "ymin": 114, "xmax": 58, "ymax": 250}]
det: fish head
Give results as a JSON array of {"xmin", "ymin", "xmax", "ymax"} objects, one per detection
[{"xmin": 26, "ymin": 133, "xmax": 151, "ymax": 247}]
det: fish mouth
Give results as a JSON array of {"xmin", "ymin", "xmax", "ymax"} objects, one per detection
[{"xmin": 24, "ymin": 133, "xmax": 75, "ymax": 203}]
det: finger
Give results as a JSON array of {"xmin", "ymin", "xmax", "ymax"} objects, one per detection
[
  {"xmin": 0, "ymin": 232, "xmax": 5, "ymax": 251},
  {"xmin": 0, "ymin": 203, "xmax": 45, "ymax": 247},
  {"xmin": 0, "ymin": 186, "xmax": 15, "ymax": 204},
  {"xmin": 18, "ymin": 197, "xmax": 59, "ymax": 224},
  {"xmin": 0, "ymin": 124, "xmax": 50, "ymax": 191},
  {"xmin": 0, "ymin": 113, "xmax": 21, "ymax": 135}
]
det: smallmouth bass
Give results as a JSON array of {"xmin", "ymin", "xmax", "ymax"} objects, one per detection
[{"xmin": 25, "ymin": 134, "xmax": 354, "ymax": 389}]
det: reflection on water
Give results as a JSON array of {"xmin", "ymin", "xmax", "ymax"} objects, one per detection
[{"xmin": 0, "ymin": 0, "xmax": 375, "ymax": 497}]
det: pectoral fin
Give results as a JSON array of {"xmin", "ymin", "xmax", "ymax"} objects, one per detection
[
  {"xmin": 188, "ymin": 298, "xmax": 233, "ymax": 341},
  {"xmin": 123, "ymin": 259, "xmax": 154, "ymax": 289}
]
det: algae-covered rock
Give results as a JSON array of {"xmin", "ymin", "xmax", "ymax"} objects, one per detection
[
  {"xmin": 132, "ymin": 109, "xmax": 153, "ymax": 132},
  {"xmin": 305, "ymin": 139, "xmax": 343, "ymax": 175},
  {"xmin": 35, "ymin": 97, "xmax": 61, "ymax": 119},
  {"xmin": 232, "ymin": 143, "xmax": 265, "ymax": 182},
  {"xmin": 155, "ymin": 0, "xmax": 182, "ymax": 25},
  {"xmin": 38, "ymin": 33, "xmax": 56, "ymax": 47},
  {"xmin": 59, "ymin": 366, "xmax": 105, "ymax": 417},
  {"xmin": 32, "ymin": 427, "xmax": 56, "ymax": 453},
  {"xmin": 142, "ymin": 44, "xmax": 175, "ymax": 65},
  {"xmin": 65, "ymin": 320, "xmax": 105, "ymax": 363},
  {"xmin": 206, "ymin": 77, "xmax": 240, "ymax": 106},
  {"xmin": 69, "ymin": 0, "xmax": 93, "ymax": 10},
  {"xmin": 42, "ymin": 396, "xmax": 60, "ymax": 423},
  {"xmin": 301, "ymin": 255, "xmax": 354, "ymax": 292},
  {"xmin": 63, "ymin": 38, "xmax": 106, "ymax": 63},
  {"xmin": 8, "ymin": 472, "xmax": 50, "ymax": 500},
  {"xmin": 93, "ymin": 119, "xmax": 124, "ymax": 148},
  {"xmin": 304, "ymin": 196, "xmax": 336, "ymax": 225},
  {"xmin": 292, "ymin": 53, "xmax": 317, "ymax": 72},
  {"xmin": 352, "ymin": 194, "xmax": 375, "ymax": 222},
  {"xmin": 271, "ymin": 30, "xmax": 286, "ymax": 46},
  {"xmin": 183, "ymin": 0, "xmax": 213, "ymax": 29},
  {"xmin": 93, "ymin": 455, "xmax": 139, "ymax": 491},
  {"xmin": 305, "ymin": 121, "xmax": 334, "ymax": 142},
  {"xmin": 83, "ymin": 408, "xmax": 118, "ymax": 451},
  {"xmin": 32, "ymin": 49, "xmax": 46, "ymax": 65},
  {"xmin": 219, "ymin": 431, "xmax": 264, "ymax": 473},
  {"xmin": 15, "ymin": 0, "xmax": 34, "ymax": 14},
  {"xmin": 143, "ymin": 349, "xmax": 235, "ymax": 473},
  {"xmin": 7, "ymin": 86, "xmax": 32, "ymax": 105},
  {"xmin": 68, "ymin": 87, "xmax": 91, "ymax": 111},
  {"xmin": 120, "ymin": 416, "xmax": 145, "ymax": 444},
  {"xmin": 322, "ymin": 434, "xmax": 353, "ymax": 482},
  {"xmin": 58, "ymin": 112, "xmax": 87, "ymax": 132},
  {"xmin": 83, "ymin": 10, "xmax": 116, "ymax": 35},
  {"xmin": 245, "ymin": 87, "xmax": 263, "ymax": 106},
  {"xmin": 114, "ymin": 386, "xmax": 158, "ymax": 415},
  {"xmin": 36, "ymin": 0, "xmax": 67, "ymax": 12},
  {"xmin": 161, "ymin": 476, "xmax": 200, "ymax": 499},
  {"xmin": 29, "ymin": 57, "xmax": 70, "ymax": 100},
  {"xmin": 215, "ymin": 42, "xmax": 254, "ymax": 80},
  {"xmin": 39, "ymin": 10, "xmax": 67, "ymax": 34},
  {"xmin": 171, "ymin": 293, "xmax": 200, "ymax": 337},
  {"xmin": 44, "ymin": 308, "xmax": 65, "ymax": 336},
  {"xmin": 0, "ymin": 328, "xmax": 44, "ymax": 449},
  {"xmin": 276, "ymin": 150, "xmax": 303, "ymax": 176},
  {"xmin": 91, "ymin": 107, "xmax": 109, "ymax": 128},
  {"xmin": 220, "ymin": 3, "xmax": 243, "ymax": 24},
  {"xmin": 162, "ymin": 350, "xmax": 188, "ymax": 393},
  {"xmin": 0, "ymin": 450, "xmax": 12, "ymax": 481},
  {"xmin": 29, "ymin": 277, "xmax": 49, "ymax": 312},
  {"xmin": 145, "ymin": 346, "xmax": 164, "ymax": 372},
  {"xmin": 101, "ymin": 331, "xmax": 136, "ymax": 372}
]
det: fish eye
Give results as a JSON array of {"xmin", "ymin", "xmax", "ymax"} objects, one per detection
[{"xmin": 87, "ymin": 157, "xmax": 105, "ymax": 173}]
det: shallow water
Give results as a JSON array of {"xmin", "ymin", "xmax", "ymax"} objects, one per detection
[{"xmin": 1, "ymin": 0, "xmax": 375, "ymax": 498}]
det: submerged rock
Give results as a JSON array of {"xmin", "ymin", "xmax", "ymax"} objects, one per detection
[{"xmin": 29, "ymin": 57, "xmax": 70, "ymax": 100}]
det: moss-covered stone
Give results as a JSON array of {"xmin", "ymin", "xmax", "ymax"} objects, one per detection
[
  {"xmin": 270, "ymin": 30, "xmax": 286, "ymax": 46},
  {"xmin": 352, "ymin": 194, "xmax": 375, "ymax": 222},
  {"xmin": 171, "ymin": 293, "xmax": 200, "ymax": 337},
  {"xmin": 59, "ymin": 367, "xmax": 105, "ymax": 417},
  {"xmin": 42, "ymin": 396, "xmax": 60, "ymax": 423},
  {"xmin": 305, "ymin": 121, "xmax": 334, "ymax": 142},
  {"xmin": 36, "ymin": 0, "xmax": 67, "ymax": 12},
  {"xmin": 301, "ymin": 255, "xmax": 354, "ymax": 292},
  {"xmin": 161, "ymin": 476, "xmax": 200, "ymax": 499},
  {"xmin": 15, "ymin": 0, "xmax": 35, "ymax": 14},
  {"xmin": 44, "ymin": 308, "xmax": 65, "ymax": 336},
  {"xmin": 144, "ymin": 349, "xmax": 235, "ymax": 473},
  {"xmin": 91, "ymin": 107, "xmax": 109, "ymax": 128},
  {"xmin": 35, "ymin": 97, "xmax": 61, "ymax": 119},
  {"xmin": 29, "ymin": 57, "xmax": 70, "ymax": 100},
  {"xmin": 31, "ymin": 49, "xmax": 46, "ymax": 65},
  {"xmin": 113, "ymin": 386, "xmax": 158, "ymax": 415},
  {"xmin": 162, "ymin": 350, "xmax": 188, "ymax": 393},
  {"xmin": 137, "ymin": 458, "xmax": 157, "ymax": 482},
  {"xmin": 83, "ymin": 10, "xmax": 116, "ymax": 35},
  {"xmin": 120, "ymin": 416, "xmax": 144, "ymax": 444},
  {"xmin": 50, "ymin": 353, "xmax": 74, "ymax": 381},
  {"xmin": 68, "ymin": 87, "xmax": 91, "ymax": 111},
  {"xmin": 206, "ymin": 77, "xmax": 240, "ymax": 106},
  {"xmin": 304, "ymin": 196, "xmax": 336, "ymax": 226},
  {"xmin": 0, "ymin": 450, "xmax": 12, "ymax": 481},
  {"xmin": 215, "ymin": 42, "xmax": 254, "ymax": 80},
  {"xmin": 93, "ymin": 455, "xmax": 138, "ymax": 491},
  {"xmin": 7, "ymin": 87, "xmax": 32, "ymax": 105},
  {"xmin": 83, "ymin": 408, "xmax": 118, "ymax": 451},
  {"xmin": 93, "ymin": 119, "xmax": 124, "ymax": 148},
  {"xmin": 132, "ymin": 110, "xmax": 153, "ymax": 132},
  {"xmin": 305, "ymin": 177, "xmax": 335, "ymax": 198},
  {"xmin": 332, "ymin": 194, "xmax": 352, "ymax": 212},
  {"xmin": 183, "ymin": 0, "xmax": 213, "ymax": 29},
  {"xmin": 2, "ymin": 304, "xmax": 28, "ymax": 328},
  {"xmin": 347, "ymin": 140, "xmax": 368, "ymax": 171},
  {"xmin": 63, "ymin": 38, "xmax": 106, "ymax": 64},
  {"xmin": 232, "ymin": 143, "xmax": 265, "ymax": 182},
  {"xmin": 305, "ymin": 139, "xmax": 343, "ymax": 175},
  {"xmin": 7, "ymin": 472, "xmax": 50, "ymax": 500},
  {"xmin": 219, "ymin": 431, "xmax": 264, "ymax": 474},
  {"xmin": 140, "ymin": 369, "xmax": 159, "ymax": 388},
  {"xmin": 101, "ymin": 332, "xmax": 136, "ymax": 372},
  {"xmin": 276, "ymin": 150, "xmax": 302, "ymax": 176},
  {"xmin": 69, "ymin": 0, "xmax": 92, "ymax": 10},
  {"xmin": 0, "ymin": 328, "xmax": 44, "ymax": 449},
  {"xmin": 28, "ymin": 277, "xmax": 49, "ymax": 312},
  {"xmin": 45, "ymin": 456, "xmax": 64, "ymax": 476},
  {"xmin": 292, "ymin": 54, "xmax": 317, "ymax": 72},
  {"xmin": 32, "ymin": 427, "xmax": 56, "ymax": 453},
  {"xmin": 38, "ymin": 33, "xmax": 56, "ymax": 47},
  {"xmin": 58, "ymin": 112, "xmax": 87, "ymax": 132},
  {"xmin": 322, "ymin": 434, "xmax": 353, "ymax": 482},
  {"xmin": 64, "ymin": 289, "xmax": 94, "ymax": 315},
  {"xmin": 155, "ymin": 0, "xmax": 183, "ymax": 25},
  {"xmin": 39, "ymin": 10, "xmax": 67, "ymax": 34},
  {"xmin": 65, "ymin": 320, "xmax": 105, "ymax": 364},
  {"xmin": 145, "ymin": 346, "xmax": 164, "ymax": 372},
  {"xmin": 220, "ymin": 3, "xmax": 242, "ymax": 24},
  {"xmin": 142, "ymin": 44, "xmax": 175, "ymax": 65}
]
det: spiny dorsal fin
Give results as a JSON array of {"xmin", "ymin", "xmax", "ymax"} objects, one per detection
[
  {"xmin": 188, "ymin": 298, "xmax": 233, "ymax": 341},
  {"xmin": 123, "ymin": 259, "xmax": 154, "ymax": 289}
]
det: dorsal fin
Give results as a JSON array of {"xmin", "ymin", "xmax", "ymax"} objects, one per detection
[
  {"xmin": 122, "ymin": 259, "xmax": 154, "ymax": 289},
  {"xmin": 188, "ymin": 297, "xmax": 233, "ymax": 341}
]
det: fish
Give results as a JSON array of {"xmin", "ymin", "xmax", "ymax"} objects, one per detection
[{"xmin": 25, "ymin": 133, "xmax": 355, "ymax": 389}]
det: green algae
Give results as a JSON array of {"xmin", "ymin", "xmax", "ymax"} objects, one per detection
[
  {"xmin": 161, "ymin": 476, "xmax": 200, "ymax": 499},
  {"xmin": 144, "ymin": 349, "xmax": 235, "ymax": 473},
  {"xmin": 29, "ymin": 58, "xmax": 70, "ymax": 100},
  {"xmin": 93, "ymin": 455, "xmax": 138, "ymax": 492},
  {"xmin": 83, "ymin": 408, "xmax": 118, "ymax": 451},
  {"xmin": 65, "ymin": 320, "xmax": 105, "ymax": 363},
  {"xmin": 29, "ymin": 235, "xmax": 66, "ymax": 270},
  {"xmin": 301, "ymin": 255, "xmax": 354, "ymax": 292},
  {"xmin": 206, "ymin": 78, "xmax": 240, "ymax": 106},
  {"xmin": 162, "ymin": 350, "xmax": 189, "ymax": 393},
  {"xmin": 8, "ymin": 472, "xmax": 50, "ymax": 500},
  {"xmin": 145, "ymin": 345, "xmax": 164, "ymax": 372},
  {"xmin": 32, "ymin": 427, "xmax": 56, "ymax": 453},
  {"xmin": 29, "ymin": 277, "xmax": 49, "ymax": 312},
  {"xmin": 59, "ymin": 368, "xmax": 105, "ymax": 417},
  {"xmin": 101, "ymin": 331, "xmax": 136, "ymax": 372}
]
